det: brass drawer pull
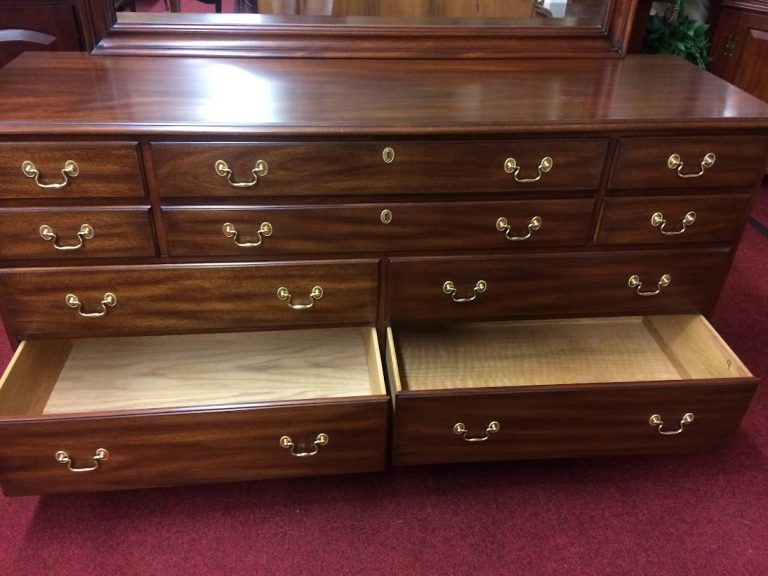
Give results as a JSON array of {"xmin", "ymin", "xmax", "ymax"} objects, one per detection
[
  {"xmin": 651, "ymin": 211, "xmax": 696, "ymax": 235},
  {"xmin": 627, "ymin": 274, "xmax": 671, "ymax": 296},
  {"xmin": 214, "ymin": 159, "xmax": 268, "ymax": 187},
  {"xmin": 443, "ymin": 280, "xmax": 487, "ymax": 303},
  {"xmin": 21, "ymin": 160, "xmax": 79, "ymax": 189},
  {"xmin": 39, "ymin": 223, "xmax": 94, "ymax": 250},
  {"xmin": 280, "ymin": 433, "xmax": 328, "ymax": 457},
  {"xmin": 66, "ymin": 292, "xmax": 117, "ymax": 317},
  {"xmin": 496, "ymin": 215, "xmax": 542, "ymax": 241},
  {"xmin": 649, "ymin": 413, "xmax": 694, "ymax": 435},
  {"xmin": 504, "ymin": 156, "xmax": 553, "ymax": 183},
  {"xmin": 667, "ymin": 152, "xmax": 715, "ymax": 178},
  {"xmin": 222, "ymin": 221, "xmax": 272, "ymax": 247},
  {"xmin": 277, "ymin": 285, "xmax": 323, "ymax": 309},
  {"xmin": 382, "ymin": 146, "xmax": 395, "ymax": 164},
  {"xmin": 55, "ymin": 448, "xmax": 109, "ymax": 472},
  {"xmin": 453, "ymin": 421, "xmax": 500, "ymax": 442}
]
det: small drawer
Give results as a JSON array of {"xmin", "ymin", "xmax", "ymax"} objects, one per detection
[
  {"xmin": 610, "ymin": 136, "xmax": 768, "ymax": 191},
  {"xmin": 0, "ymin": 207, "xmax": 156, "ymax": 260},
  {"xmin": 387, "ymin": 316, "xmax": 756, "ymax": 465},
  {"xmin": 0, "ymin": 328, "xmax": 387, "ymax": 495},
  {"xmin": 596, "ymin": 195, "xmax": 751, "ymax": 245},
  {"xmin": 387, "ymin": 249, "xmax": 732, "ymax": 322},
  {"xmin": 163, "ymin": 199, "xmax": 595, "ymax": 257},
  {"xmin": 0, "ymin": 142, "xmax": 145, "ymax": 199},
  {"xmin": 152, "ymin": 139, "xmax": 608, "ymax": 197},
  {"xmin": 0, "ymin": 259, "xmax": 379, "ymax": 338}
]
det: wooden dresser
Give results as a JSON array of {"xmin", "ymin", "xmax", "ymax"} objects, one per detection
[{"xmin": 0, "ymin": 52, "xmax": 766, "ymax": 495}]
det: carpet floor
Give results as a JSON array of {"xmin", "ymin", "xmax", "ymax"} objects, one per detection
[{"xmin": 0, "ymin": 183, "xmax": 766, "ymax": 575}]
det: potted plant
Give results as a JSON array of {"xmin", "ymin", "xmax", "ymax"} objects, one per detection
[{"xmin": 643, "ymin": 0, "xmax": 711, "ymax": 68}]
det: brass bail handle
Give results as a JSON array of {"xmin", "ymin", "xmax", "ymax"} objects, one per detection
[
  {"xmin": 649, "ymin": 413, "xmax": 694, "ymax": 435},
  {"xmin": 65, "ymin": 292, "xmax": 117, "ymax": 317},
  {"xmin": 55, "ymin": 448, "xmax": 109, "ymax": 472},
  {"xmin": 443, "ymin": 280, "xmax": 487, "ymax": 303},
  {"xmin": 39, "ymin": 223, "xmax": 94, "ymax": 250},
  {"xmin": 496, "ymin": 215, "xmax": 542, "ymax": 241},
  {"xmin": 453, "ymin": 421, "xmax": 500, "ymax": 442},
  {"xmin": 651, "ymin": 211, "xmax": 696, "ymax": 236},
  {"xmin": 504, "ymin": 156, "xmax": 553, "ymax": 183},
  {"xmin": 22, "ymin": 160, "xmax": 79, "ymax": 189},
  {"xmin": 628, "ymin": 274, "xmax": 671, "ymax": 296},
  {"xmin": 280, "ymin": 433, "xmax": 329, "ymax": 457},
  {"xmin": 222, "ymin": 222, "xmax": 273, "ymax": 247},
  {"xmin": 277, "ymin": 285, "xmax": 323, "ymax": 309},
  {"xmin": 667, "ymin": 152, "xmax": 715, "ymax": 178},
  {"xmin": 214, "ymin": 159, "xmax": 268, "ymax": 187}
]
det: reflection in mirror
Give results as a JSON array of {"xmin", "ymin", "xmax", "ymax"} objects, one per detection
[{"xmin": 125, "ymin": 0, "xmax": 606, "ymax": 24}]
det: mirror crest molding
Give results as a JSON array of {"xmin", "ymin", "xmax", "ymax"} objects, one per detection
[{"xmin": 85, "ymin": 0, "xmax": 638, "ymax": 59}]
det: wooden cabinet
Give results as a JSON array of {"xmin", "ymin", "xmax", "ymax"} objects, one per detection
[
  {"xmin": 709, "ymin": 0, "xmax": 768, "ymax": 102},
  {"xmin": 0, "ymin": 52, "xmax": 766, "ymax": 494}
]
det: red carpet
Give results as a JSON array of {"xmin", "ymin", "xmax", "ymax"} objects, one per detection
[{"xmin": 0, "ymin": 184, "xmax": 766, "ymax": 575}]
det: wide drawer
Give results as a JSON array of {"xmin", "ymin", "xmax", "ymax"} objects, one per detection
[
  {"xmin": 162, "ymin": 199, "xmax": 594, "ymax": 256},
  {"xmin": 0, "ymin": 260, "xmax": 378, "ymax": 338},
  {"xmin": 609, "ymin": 136, "xmax": 768, "ymax": 190},
  {"xmin": 387, "ymin": 316, "xmax": 757, "ymax": 465},
  {"xmin": 387, "ymin": 249, "xmax": 732, "ymax": 322},
  {"xmin": 0, "ymin": 327, "xmax": 387, "ymax": 495},
  {"xmin": 0, "ymin": 207, "xmax": 156, "ymax": 260},
  {"xmin": 0, "ymin": 142, "xmax": 145, "ymax": 199},
  {"xmin": 596, "ymin": 194, "xmax": 751, "ymax": 245},
  {"xmin": 152, "ymin": 139, "xmax": 608, "ymax": 197}
]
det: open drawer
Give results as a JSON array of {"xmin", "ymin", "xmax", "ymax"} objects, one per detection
[
  {"xmin": 0, "ymin": 328, "xmax": 387, "ymax": 495},
  {"xmin": 387, "ymin": 316, "xmax": 757, "ymax": 465}
]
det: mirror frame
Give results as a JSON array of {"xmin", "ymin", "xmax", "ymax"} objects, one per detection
[{"xmin": 85, "ymin": 0, "xmax": 640, "ymax": 59}]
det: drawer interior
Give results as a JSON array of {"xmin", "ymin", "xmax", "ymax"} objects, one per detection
[
  {"xmin": 388, "ymin": 315, "xmax": 751, "ymax": 392},
  {"xmin": 0, "ymin": 328, "xmax": 385, "ymax": 416}
]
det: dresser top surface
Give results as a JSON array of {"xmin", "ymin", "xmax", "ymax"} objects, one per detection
[{"xmin": 2, "ymin": 52, "xmax": 768, "ymax": 136}]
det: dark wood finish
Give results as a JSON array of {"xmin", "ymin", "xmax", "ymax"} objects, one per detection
[
  {"xmin": 0, "ymin": 399, "xmax": 387, "ymax": 495},
  {"xmin": 163, "ymin": 199, "xmax": 595, "ymax": 256},
  {"xmin": 387, "ymin": 249, "xmax": 732, "ymax": 322},
  {"xmin": 596, "ymin": 194, "xmax": 752, "ymax": 245},
  {"xmin": 0, "ymin": 260, "xmax": 379, "ymax": 338},
  {"xmin": 609, "ymin": 136, "xmax": 768, "ymax": 190},
  {"xmin": 710, "ymin": 0, "xmax": 768, "ymax": 102},
  {"xmin": 0, "ymin": 207, "xmax": 156, "ymax": 260},
  {"xmin": 392, "ymin": 380, "xmax": 757, "ymax": 465},
  {"xmin": 0, "ymin": 142, "xmax": 145, "ymax": 198},
  {"xmin": 87, "ymin": 0, "xmax": 639, "ymax": 59},
  {"xmin": 153, "ymin": 140, "xmax": 609, "ymax": 196}
]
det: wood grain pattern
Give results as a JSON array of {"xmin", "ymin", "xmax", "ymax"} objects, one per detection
[
  {"xmin": 163, "ymin": 199, "xmax": 595, "ymax": 256},
  {"xmin": 0, "ymin": 260, "xmax": 379, "ymax": 338},
  {"xmin": 387, "ymin": 249, "xmax": 732, "ymax": 322},
  {"xmin": 596, "ymin": 194, "xmax": 752, "ymax": 245},
  {"xmin": 152, "ymin": 140, "xmax": 608, "ymax": 196},
  {"xmin": 0, "ymin": 207, "xmax": 156, "ymax": 260},
  {"xmin": 0, "ymin": 142, "xmax": 145, "ymax": 198},
  {"xmin": 2, "ymin": 54, "xmax": 768, "ymax": 135},
  {"xmin": 610, "ymin": 136, "xmax": 768, "ymax": 190}
]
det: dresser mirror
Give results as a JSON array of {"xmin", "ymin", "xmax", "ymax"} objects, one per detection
[{"xmin": 87, "ymin": 0, "xmax": 638, "ymax": 57}]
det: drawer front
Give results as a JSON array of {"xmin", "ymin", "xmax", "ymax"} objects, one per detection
[
  {"xmin": 0, "ymin": 142, "xmax": 145, "ymax": 199},
  {"xmin": 392, "ymin": 382, "xmax": 756, "ymax": 465},
  {"xmin": 0, "ymin": 260, "xmax": 379, "ymax": 338},
  {"xmin": 387, "ymin": 249, "xmax": 731, "ymax": 321},
  {"xmin": 152, "ymin": 139, "xmax": 608, "ymax": 197},
  {"xmin": 596, "ymin": 195, "xmax": 751, "ymax": 245},
  {"xmin": 163, "ymin": 199, "xmax": 595, "ymax": 256},
  {"xmin": 610, "ymin": 136, "xmax": 768, "ymax": 190},
  {"xmin": 0, "ymin": 207, "xmax": 156, "ymax": 260},
  {"xmin": 0, "ymin": 400, "xmax": 387, "ymax": 495}
]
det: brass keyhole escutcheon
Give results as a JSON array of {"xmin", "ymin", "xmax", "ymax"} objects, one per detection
[
  {"xmin": 380, "ymin": 209, "xmax": 393, "ymax": 224},
  {"xmin": 382, "ymin": 147, "xmax": 395, "ymax": 164}
]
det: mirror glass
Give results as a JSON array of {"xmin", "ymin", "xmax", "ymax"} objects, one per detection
[{"xmin": 123, "ymin": 0, "xmax": 607, "ymax": 27}]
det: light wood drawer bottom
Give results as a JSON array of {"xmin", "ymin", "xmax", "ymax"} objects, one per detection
[
  {"xmin": 388, "ymin": 315, "xmax": 757, "ymax": 465},
  {"xmin": 0, "ymin": 328, "xmax": 387, "ymax": 495}
]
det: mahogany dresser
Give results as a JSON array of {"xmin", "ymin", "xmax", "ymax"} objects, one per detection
[{"xmin": 0, "ymin": 52, "xmax": 766, "ymax": 495}]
